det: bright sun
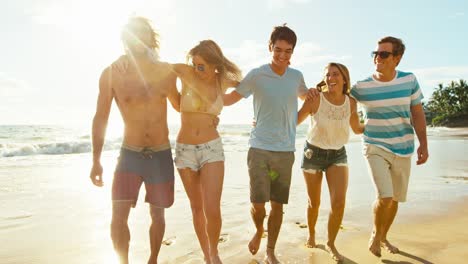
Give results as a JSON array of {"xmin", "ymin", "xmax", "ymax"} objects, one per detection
[
  {"xmin": 47, "ymin": 0, "xmax": 180, "ymax": 126},
  {"xmin": 65, "ymin": 0, "xmax": 176, "ymax": 61}
]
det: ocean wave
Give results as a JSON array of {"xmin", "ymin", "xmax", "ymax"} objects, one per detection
[{"xmin": 0, "ymin": 141, "xmax": 121, "ymax": 157}]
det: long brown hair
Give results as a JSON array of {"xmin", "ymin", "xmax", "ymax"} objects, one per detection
[
  {"xmin": 316, "ymin": 62, "xmax": 351, "ymax": 95},
  {"xmin": 187, "ymin": 40, "xmax": 242, "ymax": 82}
]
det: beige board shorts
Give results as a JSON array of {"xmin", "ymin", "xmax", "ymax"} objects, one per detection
[{"xmin": 364, "ymin": 144, "xmax": 412, "ymax": 202}]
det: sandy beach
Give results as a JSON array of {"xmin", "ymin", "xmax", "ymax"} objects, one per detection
[
  {"xmin": 220, "ymin": 197, "xmax": 468, "ymax": 264},
  {"xmin": 0, "ymin": 127, "xmax": 467, "ymax": 264}
]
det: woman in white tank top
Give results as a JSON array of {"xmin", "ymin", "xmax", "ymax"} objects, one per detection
[{"xmin": 297, "ymin": 63, "xmax": 364, "ymax": 262}]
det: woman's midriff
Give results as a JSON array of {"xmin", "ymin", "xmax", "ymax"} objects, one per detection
[{"xmin": 177, "ymin": 112, "xmax": 220, "ymax": 144}]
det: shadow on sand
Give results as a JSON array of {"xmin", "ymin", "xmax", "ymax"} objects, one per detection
[
  {"xmin": 381, "ymin": 250, "xmax": 434, "ymax": 264},
  {"xmin": 314, "ymin": 244, "xmax": 359, "ymax": 264}
]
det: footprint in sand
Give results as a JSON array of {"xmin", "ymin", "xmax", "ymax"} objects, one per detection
[
  {"xmin": 162, "ymin": 236, "xmax": 176, "ymax": 246},
  {"xmin": 219, "ymin": 233, "xmax": 230, "ymax": 243},
  {"xmin": 339, "ymin": 224, "xmax": 360, "ymax": 231},
  {"xmin": 295, "ymin": 221, "xmax": 308, "ymax": 228}
]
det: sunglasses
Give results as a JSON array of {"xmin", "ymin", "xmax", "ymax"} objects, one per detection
[
  {"xmin": 371, "ymin": 51, "xmax": 394, "ymax": 59},
  {"xmin": 192, "ymin": 64, "xmax": 206, "ymax": 72}
]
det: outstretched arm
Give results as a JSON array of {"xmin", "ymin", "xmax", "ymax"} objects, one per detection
[
  {"xmin": 297, "ymin": 98, "xmax": 317, "ymax": 125},
  {"xmin": 171, "ymin": 63, "xmax": 193, "ymax": 77},
  {"xmin": 349, "ymin": 98, "xmax": 364, "ymax": 134},
  {"xmin": 167, "ymin": 71, "xmax": 180, "ymax": 112},
  {"xmin": 222, "ymin": 79, "xmax": 240, "ymax": 91},
  {"xmin": 223, "ymin": 90, "xmax": 243, "ymax": 106},
  {"xmin": 411, "ymin": 103, "xmax": 429, "ymax": 165},
  {"xmin": 90, "ymin": 67, "xmax": 114, "ymax": 187}
]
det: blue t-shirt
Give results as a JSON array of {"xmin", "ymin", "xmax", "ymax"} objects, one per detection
[
  {"xmin": 236, "ymin": 64, "xmax": 308, "ymax": 151},
  {"xmin": 350, "ymin": 71, "xmax": 424, "ymax": 156}
]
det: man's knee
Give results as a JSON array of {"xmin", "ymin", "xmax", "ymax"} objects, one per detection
[
  {"xmin": 251, "ymin": 203, "xmax": 266, "ymax": 215},
  {"xmin": 111, "ymin": 202, "xmax": 132, "ymax": 224},
  {"xmin": 150, "ymin": 205, "xmax": 165, "ymax": 222},
  {"xmin": 270, "ymin": 201, "xmax": 284, "ymax": 215},
  {"xmin": 377, "ymin": 197, "xmax": 393, "ymax": 207}
]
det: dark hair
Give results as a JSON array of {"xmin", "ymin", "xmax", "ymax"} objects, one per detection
[
  {"xmin": 121, "ymin": 16, "xmax": 160, "ymax": 52},
  {"xmin": 378, "ymin": 36, "xmax": 405, "ymax": 57},
  {"xmin": 187, "ymin": 40, "xmax": 242, "ymax": 82},
  {"xmin": 316, "ymin": 62, "xmax": 351, "ymax": 95},
  {"xmin": 269, "ymin": 24, "xmax": 297, "ymax": 49}
]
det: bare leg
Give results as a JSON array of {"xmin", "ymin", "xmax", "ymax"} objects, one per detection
[
  {"xmin": 381, "ymin": 200, "xmax": 399, "ymax": 253},
  {"xmin": 148, "ymin": 206, "xmax": 165, "ymax": 264},
  {"xmin": 303, "ymin": 170, "xmax": 323, "ymax": 248},
  {"xmin": 200, "ymin": 161, "xmax": 225, "ymax": 264},
  {"xmin": 178, "ymin": 168, "xmax": 210, "ymax": 261},
  {"xmin": 325, "ymin": 165, "xmax": 348, "ymax": 262},
  {"xmin": 264, "ymin": 201, "xmax": 283, "ymax": 264},
  {"xmin": 248, "ymin": 203, "xmax": 266, "ymax": 255},
  {"xmin": 369, "ymin": 197, "xmax": 392, "ymax": 257},
  {"xmin": 111, "ymin": 202, "xmax": 132, "ymax": 264}
]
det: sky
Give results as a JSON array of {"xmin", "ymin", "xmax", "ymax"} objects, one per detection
[{"xmin": 1, "ymin": 0, "xmax": 467, "ymax": 126}]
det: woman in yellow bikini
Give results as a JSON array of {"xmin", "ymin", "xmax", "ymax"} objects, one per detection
[{"xmin": 172, "ymin": 40, "xmax": 241, "ymax": 264}]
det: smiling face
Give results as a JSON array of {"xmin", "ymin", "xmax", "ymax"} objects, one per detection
[
  {"xmin": 269, "ymin": 39, "xmax": 294, "ymax": 71},
  {"xmin": 373, "ymin": 42, "xmax": 401, "ymax": 74},
  {"xmin": 325, "ymin": 65, "xmax": 345, "ymax": 95},
  {"xmin": 192, "ymin": 55, "xmax": 217, "ymax": 81}
]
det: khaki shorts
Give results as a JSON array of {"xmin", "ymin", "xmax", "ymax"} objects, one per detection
[
  {"xmin": 364, "ymin": 144, "xmax": 411, "ymax": 202},
  {"xmin": 248, "ymin": 147, "xmax": 295, "ymax": 204}
]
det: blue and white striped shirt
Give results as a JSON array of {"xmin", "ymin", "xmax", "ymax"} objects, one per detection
[{"xmin": 350, "ymin": 71, "xmax": 424, "ymax": 156}]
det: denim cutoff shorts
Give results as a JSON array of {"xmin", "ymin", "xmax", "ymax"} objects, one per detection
[{"xmin": 301, "ymin": 141, "xmax": 347, "ymax": 172}]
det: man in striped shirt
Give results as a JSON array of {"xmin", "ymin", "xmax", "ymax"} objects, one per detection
[{"xmin": 350, "ymin": 36, "xmax": 429, "ymax": 257}]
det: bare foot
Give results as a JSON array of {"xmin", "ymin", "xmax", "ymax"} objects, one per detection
[
  {"xmin": 368, "ymin": 234, "xmax": 381, "ymax": 257},
  {"xmin": 248, "ymin": 231, "xmax": 263, "ymax": 255},
  {"xmin": 325, "ymin": 243, "xmax": 344, "ymax": 263},
  {"xmin": 305, "ymin": 236, "xmax": 316, "ymax": 248},
  {"xmin": 210, "ymin": 255, "xmax": 223, "ymax": 264},
  {"xmin": 381, "ymin": 240, "xmax": 399, "ymax": 254},
  {"xmin": 264, "ymin": 251, "xmax": 281, "ymax": 264}
]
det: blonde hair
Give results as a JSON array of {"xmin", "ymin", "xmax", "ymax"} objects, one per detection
[
  {"xmin": 317, "ymin": 62, "xmax": 351, "ymax": 95},
  {"xmin": 121, "ymin": 16, "xmax": 160, "ymax": 54},
  {"xmin": 187, "ymin": 40, "xmax": 242, "ymax": 82}
]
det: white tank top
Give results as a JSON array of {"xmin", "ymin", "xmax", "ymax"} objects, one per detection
[{"xmin": 306, "ymin": 93, "xmax": 351, "ymax": 150}]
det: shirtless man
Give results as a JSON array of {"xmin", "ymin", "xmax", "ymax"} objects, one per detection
[{"xmin": 89, "ymin": 17, "xmax": 179, "ymax": 264}]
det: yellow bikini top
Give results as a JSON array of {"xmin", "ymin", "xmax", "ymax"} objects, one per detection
[{"xmin": 180, "ymin": 82, "xmax": 224, "ymax": 116}]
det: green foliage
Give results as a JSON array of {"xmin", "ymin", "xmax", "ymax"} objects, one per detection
[{"xmin": 426, "ymin": 79, "xmax": 468, "ymax": 127}]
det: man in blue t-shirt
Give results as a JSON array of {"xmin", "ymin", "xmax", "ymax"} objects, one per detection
[
  {"xmin": 351, "ymin": 36, "xmax": 429, "ymax": 258},
  {"xmin": 224, "ymin": 24, "xmax": 309, "ymax": 263}
]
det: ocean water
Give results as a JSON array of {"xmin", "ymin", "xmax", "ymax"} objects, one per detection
[
  {"xmin": 0, "ymin": 124, "xmax": 258, "ymax": 157},
  {"xmin": 0, "ymin": 125, "xmax": 467, "ymax": 263}
]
